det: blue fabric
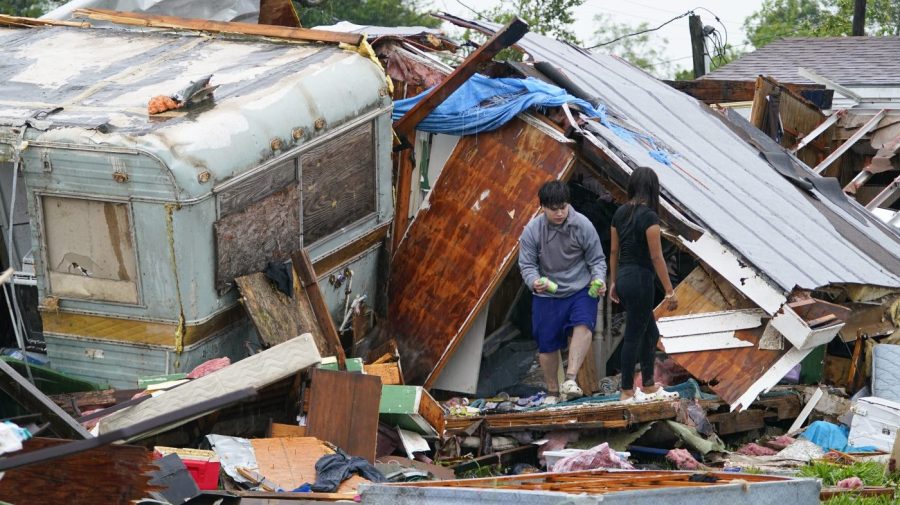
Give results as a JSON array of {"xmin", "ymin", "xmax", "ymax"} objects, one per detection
[
  {"xmin": 531, "ymin": 287, "xmax": 598, "ymax": 353},
  {"xmin": 392, "ymin": 74, "xmax": 672, "ymax": 166},
  {"xmin": 801, "ymin": 420, "xmax": 877, "ymax": 452}
]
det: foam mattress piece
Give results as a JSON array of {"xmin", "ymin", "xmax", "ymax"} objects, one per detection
[
  {"xmin": 872, "ymin": 344, "xmax": 900, "ymax": 403},
  {"xmin": 848, "ymin": 396, "xmax": 900, "ymax": 452},
  {"xmin": 99, "ymin": 334, "xmax": 321, "ymax": 436}
]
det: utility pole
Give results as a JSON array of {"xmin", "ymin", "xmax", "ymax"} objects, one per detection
[
  {"xmin": 689, "ymin": 14, "xmax": 706, "ymax": 79},
  {"xmin": 852, "ymin": 0, "xmax": 867, "ymax": 36}
]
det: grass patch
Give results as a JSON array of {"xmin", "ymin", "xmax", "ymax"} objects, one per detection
[
  {"xmin": 798, "ymin": 461, "xmax": 891, "ymax": 487},
  {"xmin": 823, "ymin": 494, "xmax": 895, "ymax": 505}
]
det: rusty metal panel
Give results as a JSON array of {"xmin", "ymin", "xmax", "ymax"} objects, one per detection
[
  {"xmin": 301, "ymin": 122, "xmax": 376, "ymax": 244},
  {"xmin": 215, "ymin": 183, "xmax": 300, "ymax": 290},
  {"xmin": 388, "ymin": 117, "xmax": 575, "ymax": 386}
]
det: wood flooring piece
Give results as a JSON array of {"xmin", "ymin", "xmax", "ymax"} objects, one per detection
[
  {"xmin": 306, "ymin": 369, "xmax": 382, "ymax": 462},
  {"xmin": 249, "ymin": 437, "xmax": 368, "ymax": 493}
]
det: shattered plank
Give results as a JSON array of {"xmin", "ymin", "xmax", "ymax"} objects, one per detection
[
  {"xmin": 292, "ymin": 249, "xmax": 345, "ymax": 367},
  {"xmin": 388, "ymin": 117, "xmax": 576, "ymax": 386},
  {"xmin": 235, "ymin": 270, "xmax": 327, "ymax": 350},
  {"xmin": 73, "ymin": 8, "xmax": 362, "ymax": 45}
]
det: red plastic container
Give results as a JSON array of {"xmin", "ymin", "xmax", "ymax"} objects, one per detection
[{"xmin": 181, "ymin": 458, "xmax": 221, "ymax": 490}]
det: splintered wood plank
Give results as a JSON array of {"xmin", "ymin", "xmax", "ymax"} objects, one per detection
[
  {"xmin": 306, "ymin": 369, "xmax": 382, "ymax": 462},
  {"xmin": 0, "ymin": 438, "xmax": 157, "ymax": 505},
  {"xmin": 388, "ymin": 117, "xmax": 576, "ymax": 385},
  {"xmin": 655, "ymin": 266, "xmax": 787, "ymax": 405},
  {"xmin": 236, "ymin": 270, "xmax": 326, "ymax": 349},
  {"xmin": 250, "ymin": 437, "xmax": 367, "ymax": 493}
]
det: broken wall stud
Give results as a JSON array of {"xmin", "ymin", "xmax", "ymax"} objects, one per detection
[
  {"xmin": 112, "ymin": 171, "xmax": 129, "ymax": 183},
  {"xmin": 291, "ymin": 127, "xmax": 305, "ymax": 140},
  {"xmin": 197, "ymin": 170, "xmax": 211, "ymax": 183},
  {"xmin": 270, "ymin": 137, "xmax": 284, "ymax": 151},
  {"xmin": 314, "ymin": 117, "xmax": 326, "ymax": 130}
]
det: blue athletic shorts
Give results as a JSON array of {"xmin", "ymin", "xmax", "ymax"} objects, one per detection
[{"xmin": 531, "ymin": 287, "xmax": 598, "ymax": 353}]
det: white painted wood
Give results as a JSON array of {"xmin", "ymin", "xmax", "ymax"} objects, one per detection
[
  {"xmin": 788, "ymin": 387, "xmax": 825, "ymax": 435},
  {"xmin": 772, "ymin": 305, "xmax": 846, "ymax": 350},
  {"xmin": 660, "ymin": 331, "xmax": 754, "ymax": 353},
  {"xmin": 432, "ymin": 305, "xmax": 488, "ymax": 394},
  {"xmin": 758, "ymin": 322, "xmax": 784, "ymax": 351},
  {"xmin": 657, "ymin": 309, "xmax": 766, "ymax": 337},
  {"xmin": 681, "ymin": 233, "xmax": 787, "ymax": 314},
  {"xmin": 731, "ymin": 346, "xmax": 814, "ymax": 412}
]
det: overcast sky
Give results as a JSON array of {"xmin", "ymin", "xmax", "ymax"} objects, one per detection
[{"xmin": 434, "ymin": 0, "xmax": 766, "ymax": 76}]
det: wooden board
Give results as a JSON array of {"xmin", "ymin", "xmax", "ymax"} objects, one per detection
[
  {"xmin": 0, "ymin": 438, "xmax": 157, "ymax": 504},
  {"xmin": 306, "ymin": 369, "xmax": 382, "ymax": 462},
  {"xmin": 654, "ymin": 266, "xmax": 789, "ymax": 405},
  {"xmin": 388, "ymin": 117, "xmax": 576, "ymax": 385},
  {"xmin": 250, "ymin": 437, "xmax": 368, "ymax": 493},
  {"xmin": 215, "ymin": 183, "xmax": 300, "ymax": 291},
  {"xmin": 235, "ymin": 270, "xmax": 325, "ymax": 350}
]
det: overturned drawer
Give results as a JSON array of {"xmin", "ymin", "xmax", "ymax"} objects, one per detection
[{"xmin": 771, "ymin": 299, "xmax": 849, "ymax": 350}]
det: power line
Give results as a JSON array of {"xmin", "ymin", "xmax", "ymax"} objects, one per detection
[{"xmin": 588, "ymin": 9, "xmax": 694, "ymax": 49}]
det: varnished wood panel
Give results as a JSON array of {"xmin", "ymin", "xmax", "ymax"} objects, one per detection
[
  {"xmin": 306, "ymin": 369, "xmax": 382, "ymax": 462},
  {"xmin": 235, "ymin": 270, "xmax": 326, "ymax": 350},
  {"xmin": 215, "ymin": 184, "xmax": 300, "ymax": 290},
  {"xmin": 0, "ymin": 438, "xmax": 157, "ymax": 504},
  {"xmin": 655, "ymin": 266, "xmax": 786, "ymax": 405},
  {"xmin": 388, "ymin": 118, "xmax": 576, "ymax": 385},
  {"xmin": 301, "ymin": 122, "xmax": 375, "ymax": 244}
]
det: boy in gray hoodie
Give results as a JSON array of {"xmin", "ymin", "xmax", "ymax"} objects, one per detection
[{"xmin": 518, "ymin": 181, "xmax": 607, "ymax": 403}]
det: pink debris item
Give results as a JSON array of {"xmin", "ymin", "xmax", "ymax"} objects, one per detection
[
  {"xmin": 737, "ymin": 443, "xmax": 777, "ymax": 456},
  {"xmin": 552, "ymin": 443, "xmax": 634, "ymax": 472},
  {"xmin": 836, "ymin": 476, "xmax": 864, "ymax": 489},
  {"xmin": 187, "ymin": 357, "xmax": 231, "ymax": 379},
  {"xmin": 768, "ymin": 435, "xmax": 797, "ymax": 450},
  {"xmin": 666, "ymin": 448, "xmax": 701, "ymax": 470}
]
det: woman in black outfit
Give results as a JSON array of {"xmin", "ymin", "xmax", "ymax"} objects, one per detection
[{"xmin": 609, "ymin": 167, "xmax": 679, "ymax": 402}]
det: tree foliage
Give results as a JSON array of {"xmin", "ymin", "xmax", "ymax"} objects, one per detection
[
  {"xmin": 591, "ymin": 14, "xmax": 670, "ymax": 77},
  {"xmin": 294, "ymin": 0, "xmax": 440, "ymax": 28},
  {"xmin": 479, "ymin": 0, "xmax": 585, "ymax": 44},
  {"xmin": 744, "ymin": 0, "xmax": 900, "ymax": 48},
  {"xmin": 0, "ymin": 0, "xmax": 61, "ymax": 17}
]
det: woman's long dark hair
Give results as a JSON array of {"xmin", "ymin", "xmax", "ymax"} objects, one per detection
[{"xmin": 625, "ymin": 166, "xmax": 660, "ymax": 224}]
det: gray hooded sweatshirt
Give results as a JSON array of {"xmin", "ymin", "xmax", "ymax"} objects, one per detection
[{"xmin": 518, "ymin": 207, "xmax": 607, "ymax": 298}]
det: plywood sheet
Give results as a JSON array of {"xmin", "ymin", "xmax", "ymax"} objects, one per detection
[
  {"xmin": 235, "ymin": 270, "xmax": 327, "ymax": 350},
  {"xmin": 388, "ymin": 117, "xmax": 576, "ymax": 385},
  {"xmin": 306, "ymin": 369, "xmax": 382, "ymax": 462},
  {"xmin": 250, "ymin": 437, "xmax": 367, "ymax": 493},
  {"xmin": 655, "ymin": 266, "xmax": 788, "ymax": 405}
]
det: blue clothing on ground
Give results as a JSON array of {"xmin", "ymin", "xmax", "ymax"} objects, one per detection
[
  {"xmin": 801, "ymin": 420, "xmax": 877, "ymax": 452},
  {"xmin": 531, "ymin": 287, "xmax": 598, "ymax": 353}
]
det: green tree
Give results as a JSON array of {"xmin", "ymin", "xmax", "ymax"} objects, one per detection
[
  {"xmin": 590, "ymin": 14, "xmax": 671, "ymax": 77},
  {"xmin": 294, "ymin": 0, "xmax": 440, "ymax": 28},
  {"xmin": 0, "ymin": 0, "xmax": 61, "ymax": 17},
  {"xmin": 477, "ymin": 0, "xmax": 585, "ymax": 44},
  {"xmin": 744, "ymin": 0, "xmax": 900, "ymax": 48}
]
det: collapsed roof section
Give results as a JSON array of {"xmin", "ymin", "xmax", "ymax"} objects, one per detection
[{"xmin": 386, "ymin": 14, "xmax": 900, "ymax": 411}]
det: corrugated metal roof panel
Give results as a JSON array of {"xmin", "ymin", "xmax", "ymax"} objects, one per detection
[{"xmin": 444, "ymin": 16, "xmax": 900, "ymax": 292}]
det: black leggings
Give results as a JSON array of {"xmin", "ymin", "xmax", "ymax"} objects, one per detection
[{"xmin": 617, "ymin": 264, "xmax": 659, "ymax": 390}]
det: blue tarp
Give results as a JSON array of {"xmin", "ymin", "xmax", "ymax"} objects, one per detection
[
  {"xmin": 392, "ymin": 74, "xmax": 672, "ymax": 166},
  {"xmin": 801, "ymin": 420, "xmax": 877, "ymax": 452}
]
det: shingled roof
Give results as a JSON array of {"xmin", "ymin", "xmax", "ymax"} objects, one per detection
[{"xmin": 703, "ymin": 36, "xmax": 900, "ymax": 86}]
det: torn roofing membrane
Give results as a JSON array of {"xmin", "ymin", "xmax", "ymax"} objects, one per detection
[{"xmin": 440, "ymin": 14, "xmax": 900, "ymax": 294}]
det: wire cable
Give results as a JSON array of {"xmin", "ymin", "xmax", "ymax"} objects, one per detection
[{"xmin": 588, "ymin": 9, "xmax": 693, "ymax": 49}]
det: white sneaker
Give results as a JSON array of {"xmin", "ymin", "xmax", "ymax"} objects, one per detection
[{"xmin": 560, "ymin": 379, "xmax": 584, "ymax": 400}]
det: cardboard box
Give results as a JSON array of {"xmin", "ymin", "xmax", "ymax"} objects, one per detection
[{"xmin": 848, "ymin": 396, "xmax": 900, "ymax": 452}]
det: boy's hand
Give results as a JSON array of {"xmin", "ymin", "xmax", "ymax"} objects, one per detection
[{"xmin": 588, "ymin": 278, "xmax": 606, "ymax": 298}]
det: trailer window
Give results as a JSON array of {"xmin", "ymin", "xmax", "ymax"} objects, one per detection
[
  {"xmin": 301, "ymin": 121, "xmax": 376, "ymax": 244},
  {"xmin": 42, "ymin": 196, "xmax": 139, "ymax": 304}
]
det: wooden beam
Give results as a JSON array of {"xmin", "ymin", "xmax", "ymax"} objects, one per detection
[
  {"xmin": 292, "ymin": 248, "xmax": 346, "ymax": 368},
  {"xmin": 0, "ymin": 359, "xmax": 91, "ymax": 440},
  {"xmin": 664, "ymin": 79, "xmax": 756, "ymax": 103},
  {"xmin": 392, "ymin": 147, "xmax": 415, "ymax": 254},
  {"xmin": 0, "ymin": 14, "xmax": 89, "ymax": 28},
  {"xmin": 73, "ymin": 8, "xmax": 362, "ymax": 45},
  {"xmin": 392, "ymin": 17, "xmax": 528, "ymax": 140}
]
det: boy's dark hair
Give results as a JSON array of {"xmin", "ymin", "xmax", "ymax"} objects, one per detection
[{"xmin": 538, "ymin": 180, "xmax": 570, "ymax": 207}]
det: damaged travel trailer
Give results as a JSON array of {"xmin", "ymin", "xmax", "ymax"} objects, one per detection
[{"xmin": 0, "ymin": 15, "xmax": 393, "ymax": 388}]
